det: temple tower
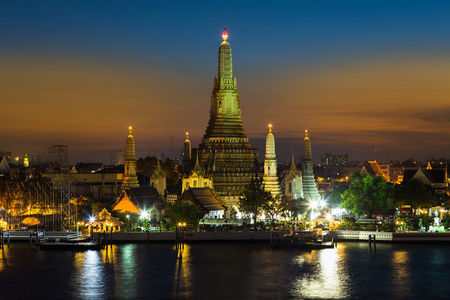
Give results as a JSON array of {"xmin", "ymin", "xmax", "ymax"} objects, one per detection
[
  {"xmin": 193, "ymin": 29, "xmax": 259, "ymax": 209},
  {"xmin": 123, "ymin": 126, "xmax": 139, "ymax": 189},
  {"xmin": 301, "ymin": 130, "xmax": 320, "ymax": 201},
  {"xmin": 285, "ymin": 154, "xmax": 302, "ymax": 200},
  {"xmin": 262, "ymin": 124, "xmax": 281, "ymax": 197},
  {"xmin": 183, "ymin": 132, "xmax": 191, "ymax": 161}
]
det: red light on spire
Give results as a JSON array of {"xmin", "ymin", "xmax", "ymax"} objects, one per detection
[{"xmin": 222, "ymin": 28, "xmax": 228, "ymax": 41}]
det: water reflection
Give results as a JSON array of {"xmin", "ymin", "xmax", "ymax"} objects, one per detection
[
  {"xmin": 390, "ymin": 251, "xmax": 413, "ymax": 298},
  {"xmin": 0, "ymin": 247, "xmax": 10, "ymax": 271},
  {"xmin": 290, "ymin": 245, "xmax": 351, "ymax": 299},
  {"xmin": 100, "ymin": 244, "xmax": 116, "ymax": 264},
  {"xmin": 114, "ymin": 244, "xmax": 138, "ymax": 298},
  {"xmin": 173, "ymin": 244, "xmax": 193, "ymax": 298},
  {"xmin": 72, "ymin": 250, "xmax": 107, "ymax": 298}
]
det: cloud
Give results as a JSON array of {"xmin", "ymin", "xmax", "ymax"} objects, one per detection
[{"xmin": 410, "ymin": 107, "xmax": 450, "ymax": 124}]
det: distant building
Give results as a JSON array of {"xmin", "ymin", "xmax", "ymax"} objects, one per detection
[
  {"xmin": 0, "ymin": 151, "xmax": 12, "ymax": 164},
  {"xmin": 321, "ymin": 153, "xmax": 348, "ymax": 166},
  {"xmin": 23, "ymin": 154, "xmax": 29, "ymax": 167},
  {"xmin": 360, "ymin": 160, "xmax": 389, "ymax": 181},
  {"xmin": 111, "ymin": 150, "xmax": 125, "ymax": 165},
  {"xmin": 402, "ymin": 167, "xmax": 448, "ymax": 194}
]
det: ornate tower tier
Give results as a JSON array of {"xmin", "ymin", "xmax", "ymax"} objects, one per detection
[
  {"xmin": 301, "ymin": 130, "xmax": 320, "ymax": 201},
  {"xmin": 194, "ymin": 30, "xmax": 259, "ymax": 208},
  {"xmin": 262, "ymin": 124, "xmax": 281, "ymax": 197},
  {"xmin": 123, "ymin": 126, "xmax": 139, "ymax": 189}
]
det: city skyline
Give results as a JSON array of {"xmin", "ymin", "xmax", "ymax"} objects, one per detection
[{"xmin": 2, "ymin": 1, "xmax": 450, "ymax": 164}]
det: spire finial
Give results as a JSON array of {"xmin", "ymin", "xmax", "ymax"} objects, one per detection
[
  {"xmin": 268, "ymin": 123, "xmax": 272, "ymax": 133},
  {"xmin": 222, "ymin": 28, "xmax": 228, "ymax": 41},
  {"xmin": 186, "ymin": 132, "xmax": 189, "ymax": 139},
  {"xmin": 129, "ymin": 126, "xmax": 132, "ymax": 135},
  {"xmin": 305, "ymin": 129, "xmax": 308, "ymax": 137}
]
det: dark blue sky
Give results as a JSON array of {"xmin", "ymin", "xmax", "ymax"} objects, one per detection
[{"xmin": 2, "ymin": 1, "xmax": 450, "ymax": 164}]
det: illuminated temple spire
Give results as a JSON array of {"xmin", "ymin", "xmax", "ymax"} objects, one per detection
[
  {"xmin": 183, "ymin": 132, "xmax": 191, "ymax": 161},
  {"xmin": 202, "ymin": 28, "xmax": 247, "ymax": 143},
  {"xmin": 191, "ymin": 30, "xmax": 259, "ymax": 210},
  {"xmin": 123, "ymin": 126, "xmax": 139, "ymax": 189},
  {"xmin": 262, "ymin": 124, "xmax": 281, "ymax": 197},
  {"xmin": 301, "ymin": 130, "xmax": 320, "ymax": 201}
]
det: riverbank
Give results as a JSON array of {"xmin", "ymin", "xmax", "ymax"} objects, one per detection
[
  {"xmin": 5, "ymin": 230, "xmax": 450, "ymax": 244},
  {"xmin": 91, "ymin": 230, "xmax": 450, "ymax": 244}
]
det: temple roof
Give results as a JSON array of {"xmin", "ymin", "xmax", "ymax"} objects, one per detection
[
  {"xmin": 403, "ymin": 168, "xmax": 447, "ymax": 184},
  {"xmin": 361, "ymin": 160, "xmax": 386, "ymax": 178},
  {"xmin": 0, "ymin": 156, "xmax": 10, "ymax": 174},
  {"xmin": 113, "ymin": 186, "xmax": 164, "ymax": 214},
  {"xmin": 180, "ymin": 188, "xmax": 227, "ymax": 214}
]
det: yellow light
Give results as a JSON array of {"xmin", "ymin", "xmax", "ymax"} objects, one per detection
[{"xmin": 222, "ymin": 29, "xmax": 228, "ymax": 41}]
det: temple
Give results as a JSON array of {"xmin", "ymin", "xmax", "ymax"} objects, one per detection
[
  {"xmin": 190, "ymin": 29, "xmax": 259, "ymax": 212},
  {"xmin": 262, "ymin": 124, "xmax": 281, "ymax": 197},
  {"xmin": 122, "ymin": 126, "xmax": 140, "ymax": 189},
  {"xmin": 301, "ymin": 130, "xmax": 320, "ymax": 201},
  {"xmin": 284, "ymin": 154, "xmax": 302, "ymax": 201}
]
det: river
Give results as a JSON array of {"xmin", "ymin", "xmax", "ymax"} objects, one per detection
[{"xmin": 0, "ymin": 242, "xmax": 449, "ymax": 299}]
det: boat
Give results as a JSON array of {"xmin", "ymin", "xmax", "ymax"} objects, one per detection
[
  {"xmin": 270, "ymin": 231, "xmax": 336, "ymax": 250},
  {"xmin": 38, "ymin": 240, "xmax": 103, "ymax": 251},
  {"xmin": 38, "ymin": 235, "xmax": 104, "ymax": 250}
]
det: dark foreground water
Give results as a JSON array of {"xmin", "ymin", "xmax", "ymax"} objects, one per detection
[{"xmin": 1, "ymin": 242, "xmax": 450, "ymax": 299}]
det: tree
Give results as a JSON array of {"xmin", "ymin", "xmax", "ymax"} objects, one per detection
[
  {"xmin": 262, "ymin": 196, "xmax": 289, "ymax": 226},
  {"xmin": 164, "ymin": 202, "xmax": 204, "ymax": 225},
  {"xmin": 394, "ymin": 179, "xmax": 437, "ymax": 213},
  {"xmin": 71, "ymin": 196, "xmax": 91, "ymax": 222},
  {"xmin": 323, "ymin": 185, "xmax": 348, "ymax": 206},
  {"xmin": 341, "ymin": 172, "xmax": 395, "ymax": 218},
  {"xmin": 238, "ymin": 179, "xmax": 273, "ymax": 225}
]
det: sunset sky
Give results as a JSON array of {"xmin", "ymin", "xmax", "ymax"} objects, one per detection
[{"xmin": 2, "ymin": 1, "xmax": 450, "ymax": 164}]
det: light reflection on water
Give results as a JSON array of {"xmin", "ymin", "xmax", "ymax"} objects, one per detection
[
  {"xmin": 0, "ymin": 246, "xmax": 11, "ymax": 272},
  {"xmin": 73, "ymin": 250, "xmax": 106, "ymax": 299},
  {"xmin": 290, "ymin": 245, "xmax": 351, "ymax": 299},
  {"xmin": 173, "ymin": 244, "xmax": 193, "ymax": 298},
  {"xmin": 390, "ymin": 251, "xmax": 412, "ymax": 298}
]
